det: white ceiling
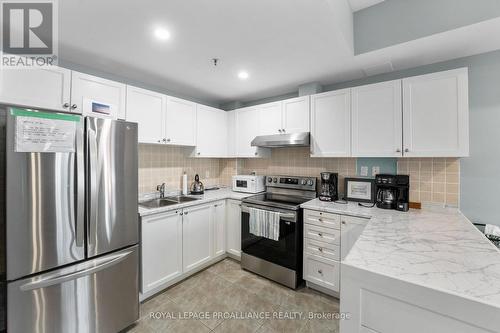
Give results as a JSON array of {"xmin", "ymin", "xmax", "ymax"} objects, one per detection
[
  {"xmin": 348, "ymin": 0, "xmax": 385, "ymax": 12},
  {"xmin": 59, "ymin": 0, "xmax": 500, "ymax": 106}
]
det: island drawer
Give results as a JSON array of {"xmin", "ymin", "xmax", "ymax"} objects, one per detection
[
  {"xmin": 304, "ymin": 224, "xmax": 340, "ymax": 245},
  {"xmin": 304, "ymin": 238, "xmax": 340, "ymax": 261},
  {"xmin": 304, "ymin": 209, "xmax": 340, "ymax": 230}
]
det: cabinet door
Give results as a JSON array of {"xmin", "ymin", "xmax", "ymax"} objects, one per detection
[
  {"xmin": 352, "ymin": 80, "xmax": 403, "ymax": 157},
  {"xmin": 282, "ymin": 96, "xmax": 310, "ymax": 134},
  {"xmin": 141, "ymin": 210, "xmax": 183, "ymax": 293},
  {"xmin": 195, "ymin": 105, "xmax": 227, "ymax": 157},
  {"xmin": 213, "ymin": 201, "xmax": 226, "ymax": 257},
  {"xmin": 0, "ymin": 67, "xmax": 71, "ymax": 112},
  {"xmin": 226, "ymin": 200, "xmax": 242, "ymax": 259},
  {"xmin": 226, "ymin": 110, "xmax": 237, "ymax": 157},
  {"xmin": 310, "ymin": 89, "xmax": 351, "ymax": 157},
  {"xmin": 70, "ymin": 71, "xmax": 126, "ymax": 119},
  {"xmin": 340, "ymin": 215, "xmax": 369, "ymax": 260},
  {"xmin": 182, "ymin": 204, "xmax": 213, "ymax": 272},
  {"xmin": 258, "ymin": 101, "xmax": 282, "ymax": 135},
  {"xmin": 236, "ymin": 107, "xmax": 260, "ymax": 157},
  {"xmin": 165, "ymin": 96, "xmax": 197, "ymax": 146},
  {"xmin": 126, "ymin": 86, "xmax": 165, "ymax": 144},
  {"xmin": 403, "ymin": 68, "xmax": 469, "ymax": 157}
]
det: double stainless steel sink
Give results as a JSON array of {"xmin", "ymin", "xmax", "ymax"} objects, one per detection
[{"xmin": 139, "ymin": 195, "xmax": 200, "ymax": 209}]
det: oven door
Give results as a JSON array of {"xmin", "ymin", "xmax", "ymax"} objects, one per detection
[{"xmin": 241, "ymin": 203, "xmax": 302, "ymax": 271}]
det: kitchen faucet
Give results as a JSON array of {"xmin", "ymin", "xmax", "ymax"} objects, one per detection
[{"xmin": 156, "ymin": 183, "xmax": 166, "ymax": 198}]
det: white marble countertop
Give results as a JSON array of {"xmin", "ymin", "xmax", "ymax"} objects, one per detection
[
  {"xmin": 138, "ymin": 188, "xmax": 255, "ymax": 217},
  {"xmin": 301, "ymin": 199, "xmax": 500, "ymax": 309}
]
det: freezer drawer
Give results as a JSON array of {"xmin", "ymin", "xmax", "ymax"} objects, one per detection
[{"xmin": 8, "ymin": 246, "xmax": 139, "ymax": 333}]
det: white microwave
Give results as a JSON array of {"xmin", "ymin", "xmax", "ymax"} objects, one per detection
[{"xmin": 232, "ymin": 175, "xmax": 266, "ymax": 193}]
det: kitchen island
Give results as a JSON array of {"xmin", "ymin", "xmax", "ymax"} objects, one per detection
[{"xmin": 300, "ymin": 199, "xmax": 500, "ymax": 333}]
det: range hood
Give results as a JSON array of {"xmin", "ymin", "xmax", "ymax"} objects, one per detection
[{"xmin": 251, "ymin": 132, "xmax": 310, "ymax": 148}]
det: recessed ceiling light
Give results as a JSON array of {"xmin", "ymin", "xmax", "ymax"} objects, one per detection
[
  {"xmin": 154, "ymin": 27, "xmax": 171, "ymax": 41},
  {"xmin": 238, "ymin": 71, "xmax": 249, "ymax": 80}
]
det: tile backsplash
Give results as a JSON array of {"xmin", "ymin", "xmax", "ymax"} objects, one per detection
[
  {"xmin": 239, "ymin": 148, "xmax": 357, "ymax": 195},
  {"xmin": 397, "ymin": 158, "xmax": 460, "ymax": 207},
  {"xmin": 138, "ymin": 144, "xmax": 222, "ymax": 193},
  {"xmin": 138, "ymin": 145, "xmax": 461, "ymax": 207}
]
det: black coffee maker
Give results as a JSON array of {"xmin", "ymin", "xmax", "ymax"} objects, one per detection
[
  {"xmin": 319, "ymin": 172, "xmax": 338, "ymax": 201},
  {"xmin": 375, "ymin": 174, "xmax": 409, "ymax": 212}
]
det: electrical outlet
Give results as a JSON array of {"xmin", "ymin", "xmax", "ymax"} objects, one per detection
[
  {"xmin": 360, "ymin": 166, "xmax": 368, "ymax": 177},
  {"xmin": 372, "ymin": 166, "xmax": 380, "ymax": 176}
]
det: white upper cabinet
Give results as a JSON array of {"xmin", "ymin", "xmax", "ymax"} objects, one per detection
[
  {"xmin": 310, "ymin": 89, "xmax": 351, "ymax": 157},
  {"xmin": 282, "ymin": 96, "xmax": 310, "ymax": 134},
  {"xmin": 70, "ymin": 71, "xmax": 126, "ymax": 119},
  {"xmin": 258, "ymin": 97, "xmax": 310, "ymax": 136},
  {"xmin": 165, "ymin": 97, "xmax": 197, "ymax": 146},
  {"xmin": 0, "ymin": 67, "xmax": 71, "ymax": 112},
  {"xmin": 403, "ymin": 68, "xmax": 469, "ymax": 157},
  {"xmin": 236, "ymin": 106, "xmax": 269, "ymax": 157},
  {"xmin": 126, "ymin": 86, "xmax": 166, "ymax": 144},
  {"xmin": 226, "ymin": 110, "xmax": 237, "ymax": 157},
  {"xmin": 258, "ymin": 101, "xmax": 283, "ymax": 135},
  {"xmin": 352, "ymin": 80, "xmax": 402, "ymax": 157},
  {"xmin": 195, "ymin": 104, "xmax": 227, "ymax": 157}
]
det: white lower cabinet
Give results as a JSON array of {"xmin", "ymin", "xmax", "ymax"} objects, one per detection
[
  {"xmin": 226, "ymin": 199, "xmax": 242, "ymax": 259},
  {"xmin": 141, "ymin": 210, "xmax": 183, "ymax": 294},
  {"xmin": 303, "ymin": 209, "xmax": 369, "ymax": 295},
  {"xmin": 141, "ymin": 199, "xmax": 240, "ymax": 299},
  {"xmin": 213, "ymin": 201, "xmax": 226, "ymax": 256},
  {"xmin": 182, "ymin": 203, "xmax": 213, "ymax": 273}
]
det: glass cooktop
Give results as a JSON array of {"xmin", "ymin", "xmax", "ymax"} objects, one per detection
[{"xmin": 242, "ymin": 192, "xmax": 311, "ymax": 210}]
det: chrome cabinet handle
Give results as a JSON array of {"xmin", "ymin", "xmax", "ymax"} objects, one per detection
[
  {"xmin": 318, "ymin": 269, "xmax": 323, "ymax": 275},
  {"xmin": 404, "ymin": 148, "xmax": 409, "ymax": 153},
  {"xmin": 254, "ymin": 152, "xmax": 258, "ymax": 156},
  {"xmin": 180, "ymin": 212, "xmax": 184, "ymax": 215},
  {"xmin": 197, "ymin": 152, "xmax": 201, "ymax": 155},
  {"xmin": 63, "ymin": 102, "xmax": 70, "ymax": 108},
  {"xmin": 282, "ymin": 129, "xmax": 286, "ymax": 133},
  {"xmin": 318, "ymin": 233, "xmax": 323, "ymax": 237},
  {"xmin": 184, "ymin": 211, "xmax": 189, "ymax": 215},
  {"xmin": 396, "ymin": 148, "xmax": 401, "ymax": 153},
  {"xmin": 278, "ymin": 129, "xmax": 282, "ymax": 133},
  {"xmin": 157, "ymin": 140, "xmax": 161, "ymax": 143},
  {"xmin": 162, "ymin": 138, "xmax": 167, "ymax": 143},
  {"xmin": 318, "ymin": 247, "xmax": 323, "ymax": 252},
  {"xmin": 318, "ymin": 218, "xmax": 323, "ymax": 222},
  {"xmin": 166, "ymin": 138, "xmax": 171, "ymax": 142},
  {"xmin": 341, "ymin": 221, "xmax": 346, "ymax": 225},
  {"xmin": 71, "ymin": 104, "xmax": 77, "ymax": 109}
]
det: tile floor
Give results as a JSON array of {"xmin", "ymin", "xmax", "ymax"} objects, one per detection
[{"xmin": 126, "ymin": 258, "xmax": 340, "ymax": 333}]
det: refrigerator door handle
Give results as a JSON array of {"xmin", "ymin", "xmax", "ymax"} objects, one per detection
[
  {"xmin": 19, "ymin": 250, "xmax": 133, "ymax": 291},
  {"xmin": 87, "ymin": 128, "xmax": 98, "ymax": 246},
  {"xmin": 75, "ymin": 125, "xmax": 85, "ymax": 247}
]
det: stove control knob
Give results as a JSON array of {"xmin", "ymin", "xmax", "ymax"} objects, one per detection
[
  {"xmin": 273, "ymin": 178, "xmax": 277, "ymax": 183},
  {"xmin": 301, "ymin": 179, "xmax": 306, "ymax": 185},
  {"xmin": 307, "ymin": 179, "xmax": 314, "ymax": 186},
  {"xmin": 267, "ymin": 177, "xmax": 272, "ymax": 183}
]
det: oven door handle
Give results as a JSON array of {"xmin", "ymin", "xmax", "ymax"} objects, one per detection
[{"xmin": 241, "ymin": 204, "xmax": 297, "ymax": 221}]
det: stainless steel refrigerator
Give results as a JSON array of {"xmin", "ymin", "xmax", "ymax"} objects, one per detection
[{"xmin": 1, "ymin": 107, "xmax": 139, "ymax": 333}]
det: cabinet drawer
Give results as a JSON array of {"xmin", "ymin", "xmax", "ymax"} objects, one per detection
[
  {"xmin": 304, "ymin": 224, "xmax": 340, "ymax": 245},
  {"xmin": 304, "ymin": 210, "xmax": 340, "ymax": 229},
  {"xmin": 303, "ymin": 254, "xmax": 340, "ymax": 292},
  {"xmin": 304, "ymin": 238, "xmax": 340, "ymax": 261}
]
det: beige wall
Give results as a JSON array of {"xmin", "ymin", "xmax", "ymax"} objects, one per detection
[{"xmin": 138, "ymin": 145, "xmax": 461, "ymax": 207}]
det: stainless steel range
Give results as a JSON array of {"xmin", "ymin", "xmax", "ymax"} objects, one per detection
[{"xmin": 241, "ymin": 175, "xmax": 317, "ymax": 289}]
